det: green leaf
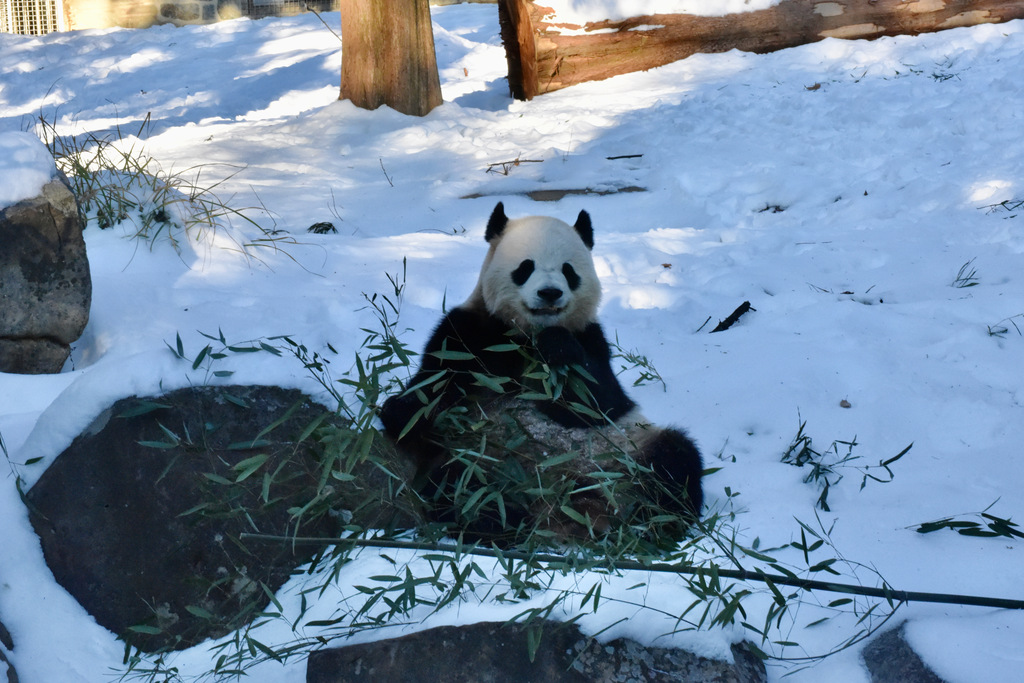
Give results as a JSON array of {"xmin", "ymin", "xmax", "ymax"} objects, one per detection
[
  {"xmin": 915, "ymin": 519, "xmax": 956, "ymax": 533},
  {"xmin": 565, "ymin": 401, "xmax": 603, "ymax": 420},
  {"xmin": 483, "ymin": 343, "xmax": 520, "ymax": 353},
  {"xmin": 882, "ymin": 442, "xmax": 913, "ymax": 467},
  {"xmin": 767, "ymin": 564, "xmax": 798, "ymax": 580},
  {"xmin": 185, "ymin": 605, "xmax": 215, "ymax": 619},
  {"xmin": 171, "ymin": 332, "xmax": 184, "ymax": 358},
  {"xmin": 192, "ymin": 344, "xmax": 211, "ymax": 370},
  {"xmin": 227, "ymin": 439, "xmax": 271, "ymax": 450},
  {"xmin": 808, "ymin": 558, "xmax": 840, "ymax": 575},
  {"xmin": 461, "ymin": 486, "xmax": 489, "ymax": 516},
  {"xmin": 537, "ymin": 451, "xmax": 578, "ymax": 470},
  {"xmin": 260, "ymin": 341, "xmax": 283, "ymax": 356},
  {"xmin": 470, "ymin": 372, "xmax": 510, "ymax": 393},
  {"xmin": 246, "ymin": 637, "xmax": 283, "ymax": 662},
  {"xmin": 740, "ymin": 546, "xmax": 777, "ymax": 563},
  {"xmin": 398, "ymin": 395, "xmax": 442, "ymax": 441},
  {"xmin": 233, "ymin": 453, "xmax": 269, "ymax": 482},
  {"xmin": 430, "ymin": 349, "xmax": 476, "ymax": 361},
  {"xmin": 227, "ymin": 344, "xmax": 262, "ymax": 353},
  {"xmin": 138, "ymin": 439, "xmax": 178, "ymax": 450},
  {"xmin": 526, "ymin": 624, "xmax": 542, "ymax": 663},
  {"xmin": 118, "ymin": 401, "xmax": 171, "ymax": 418},
  {"xmin": 222, "ymin": 392, "xmax": 249, "ymax": 409},
  {"xmin": 177, "ymin": 502, "xmax": 212, "ymax": 517},
  {"xmin": 199, "ymin": 328, "xmax": 226, "ymax": 343},
  {"xmin": 400, "ymin": 370, "xmax": 448, "ymax": 395},
  {"xmin": 559, "ymin": 505, "xmax": 590, "ymax": 527},
  {"xmin": 128, "ymin": 625, "xmax": 163, "ymax": 635}
]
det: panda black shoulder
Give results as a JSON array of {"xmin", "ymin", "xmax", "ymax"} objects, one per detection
[
  {"xmin": 576, "ymin": 321, "xmax": 616, "ymax": 362},
  {"xmin": 422, "ymin": 306, "xmax": 506, "ymax": 359}
]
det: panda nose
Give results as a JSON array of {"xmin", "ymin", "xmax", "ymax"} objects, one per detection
[{"xmin": 538, "ymin": 287, "xmax": 563, "ymax": 304}]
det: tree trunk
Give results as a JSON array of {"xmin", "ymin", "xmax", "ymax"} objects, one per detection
[
  {"xmin": 498, "ymin": 0, "xmax": 1024, "ymax": 100},
  {"xmin": 339, "ymin": 0, "xmax": 443, "ymax": 116}
]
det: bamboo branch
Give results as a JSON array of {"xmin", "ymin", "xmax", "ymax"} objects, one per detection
[{"xmin": 239, "ymin": 533, "xmax": 1024, "ymax": 611}]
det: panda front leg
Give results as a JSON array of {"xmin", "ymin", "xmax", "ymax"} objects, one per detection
[
  {"xmin": 534, "ymin": 325, "xmax": 586, "ymax": 367},
  {"xmin": 533, "ymin": 325, "xmax": 637, "ymax": 425}
]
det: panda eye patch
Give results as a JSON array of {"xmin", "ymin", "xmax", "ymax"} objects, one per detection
[
  {"xmin": 511, "ymin": 259, "xmax": 535, "ymax": 286},
  {"xmin": 562, "ymin": 263, "xmax": 581, "ymax": 291}
]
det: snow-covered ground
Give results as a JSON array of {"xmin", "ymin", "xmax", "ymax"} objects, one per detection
[{"xmin": 1, "ymin": 4, "xmax": 1023, "ymax": 681}]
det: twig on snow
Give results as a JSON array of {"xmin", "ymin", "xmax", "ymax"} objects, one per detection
[{"xmin": 711, "ymin": 301, "xmax": 754, "ymax": 333}]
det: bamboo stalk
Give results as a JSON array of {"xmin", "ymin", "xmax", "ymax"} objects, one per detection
[{"xmin": 240, "ymin": 533, "xmax": 1024, "ymax": 611}]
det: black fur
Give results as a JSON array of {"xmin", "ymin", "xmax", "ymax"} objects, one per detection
[
  {"xmin": 511, "ymin": 259, "xmax": 534, "ymax": 286},
  {"xmin": 379, "ymin": 307, "xmax": 636, "ymax": 471},
  {"xmin": 485, "ymin": 202, "xmax": 508, "ymax": 242},
  {"xmin": 573, "ymin": 209, "xmax": 594, "ymax": 249},
  {"xmin": 562, "ymin": 263, "xmax": 581, "ymax": 291}
]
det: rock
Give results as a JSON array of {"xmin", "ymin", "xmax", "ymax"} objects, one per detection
[
  {"xmin": 26, "ymin": 385, "xmax": 413, "ymax": 653},
  {"xmin": 0, "ymin": 172, "xmax": 91, "ymax": 374},
  {"xmin": 862, "ymin": 625, "xmax": 947, "ymax": 683},
  {"xmin": 306, "ymin": 621, "xmax": 766, "ymax": 683}
]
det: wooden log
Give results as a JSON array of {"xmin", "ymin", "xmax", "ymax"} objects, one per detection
[
  {"xmin": 339, "ymin": 0, "xmax": 443, "ymax": 116},
  {"xmin": 498, "ymin": 0, "xmax": 1024, "ymax": 99}
]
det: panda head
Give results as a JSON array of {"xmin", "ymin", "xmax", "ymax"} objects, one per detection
[{"xmin": 467, "ymin": 202, "xmax": 601, "ymax": 333}]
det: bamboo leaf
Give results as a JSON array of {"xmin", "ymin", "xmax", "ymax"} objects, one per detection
[
  {"xmin": 882, "ymin": 442, "xmax": 913, "ymax": 467},
  {"xmin": 137, "ymin": 440, "xmax": 178, "ymax": 450},
  {"xmin": 470, "ymin": 371, "xmax": 510, "ymax": 393},
  {"xmin": 185, "ymin": 605, "xmax": 215, "ymax": 620},
  {"xmin": 233, "ymin": 453, "xmax": 269, "ymax": 482},
  {"xmin": 430, "ymin": 349, "xmax": 476, "ymax": 361},
  {"xmin": 118, "ymin": 401, "xmax": 171, "ymax": 418}
]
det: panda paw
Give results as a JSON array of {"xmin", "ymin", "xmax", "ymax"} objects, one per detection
[{"xmin": 535, "ymin": 326, "xmax": 586, "ymax": 367}]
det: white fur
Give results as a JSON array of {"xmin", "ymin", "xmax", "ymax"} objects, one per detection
[{"xmin": 467, "ymin": 215, "xmax": 601, "ymax": 333}]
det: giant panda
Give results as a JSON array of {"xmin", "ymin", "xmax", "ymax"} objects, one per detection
[{"xmin": 380, "ymin": 202, "xmax": 703, "ymax": 543}]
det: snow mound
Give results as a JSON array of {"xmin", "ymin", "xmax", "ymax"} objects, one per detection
[{"xmin": 0, "ymin": 132, "xmax": 55, "ymax": 209}]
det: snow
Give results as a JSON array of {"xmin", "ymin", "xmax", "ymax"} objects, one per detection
[
  {"xmin": 1, "ymin": 5, "xmax": 1023, "ymax": 682},
  {"xmin": 541, "ymin": 0, "xmax": 783, "ymax": 24},
  {"xmin": 0, "ymin": 131, "xmax": 54, "ymax": 208}
]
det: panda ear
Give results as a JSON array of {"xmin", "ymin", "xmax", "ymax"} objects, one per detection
[
  {"xmin": 574, "ymin": 210, "xmax": 594, "ymax": 249},
  {"xmin": 485, "ymin": 202, "xmax": 508, "ymax": 242}
]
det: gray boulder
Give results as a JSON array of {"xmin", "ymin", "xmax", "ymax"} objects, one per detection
[
  {"xmin": 26, "ymin": 384, "xmax": 413, "ymax": 653},
  {"xmin": 306, "ymin": 621, "xmax": 766, "ymax": 683},
  {"xmin": 0, "ymin": 172, "xmax": 91, "ymax": 374},
  {"xmin": 862, "ymin": 624, "xmax": 946, "ymax": 683}
]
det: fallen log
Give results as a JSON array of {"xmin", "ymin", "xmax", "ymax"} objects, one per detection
[{"xmin": 497, "ymin": 0, "xmax": 1024, "ymax": 99}]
